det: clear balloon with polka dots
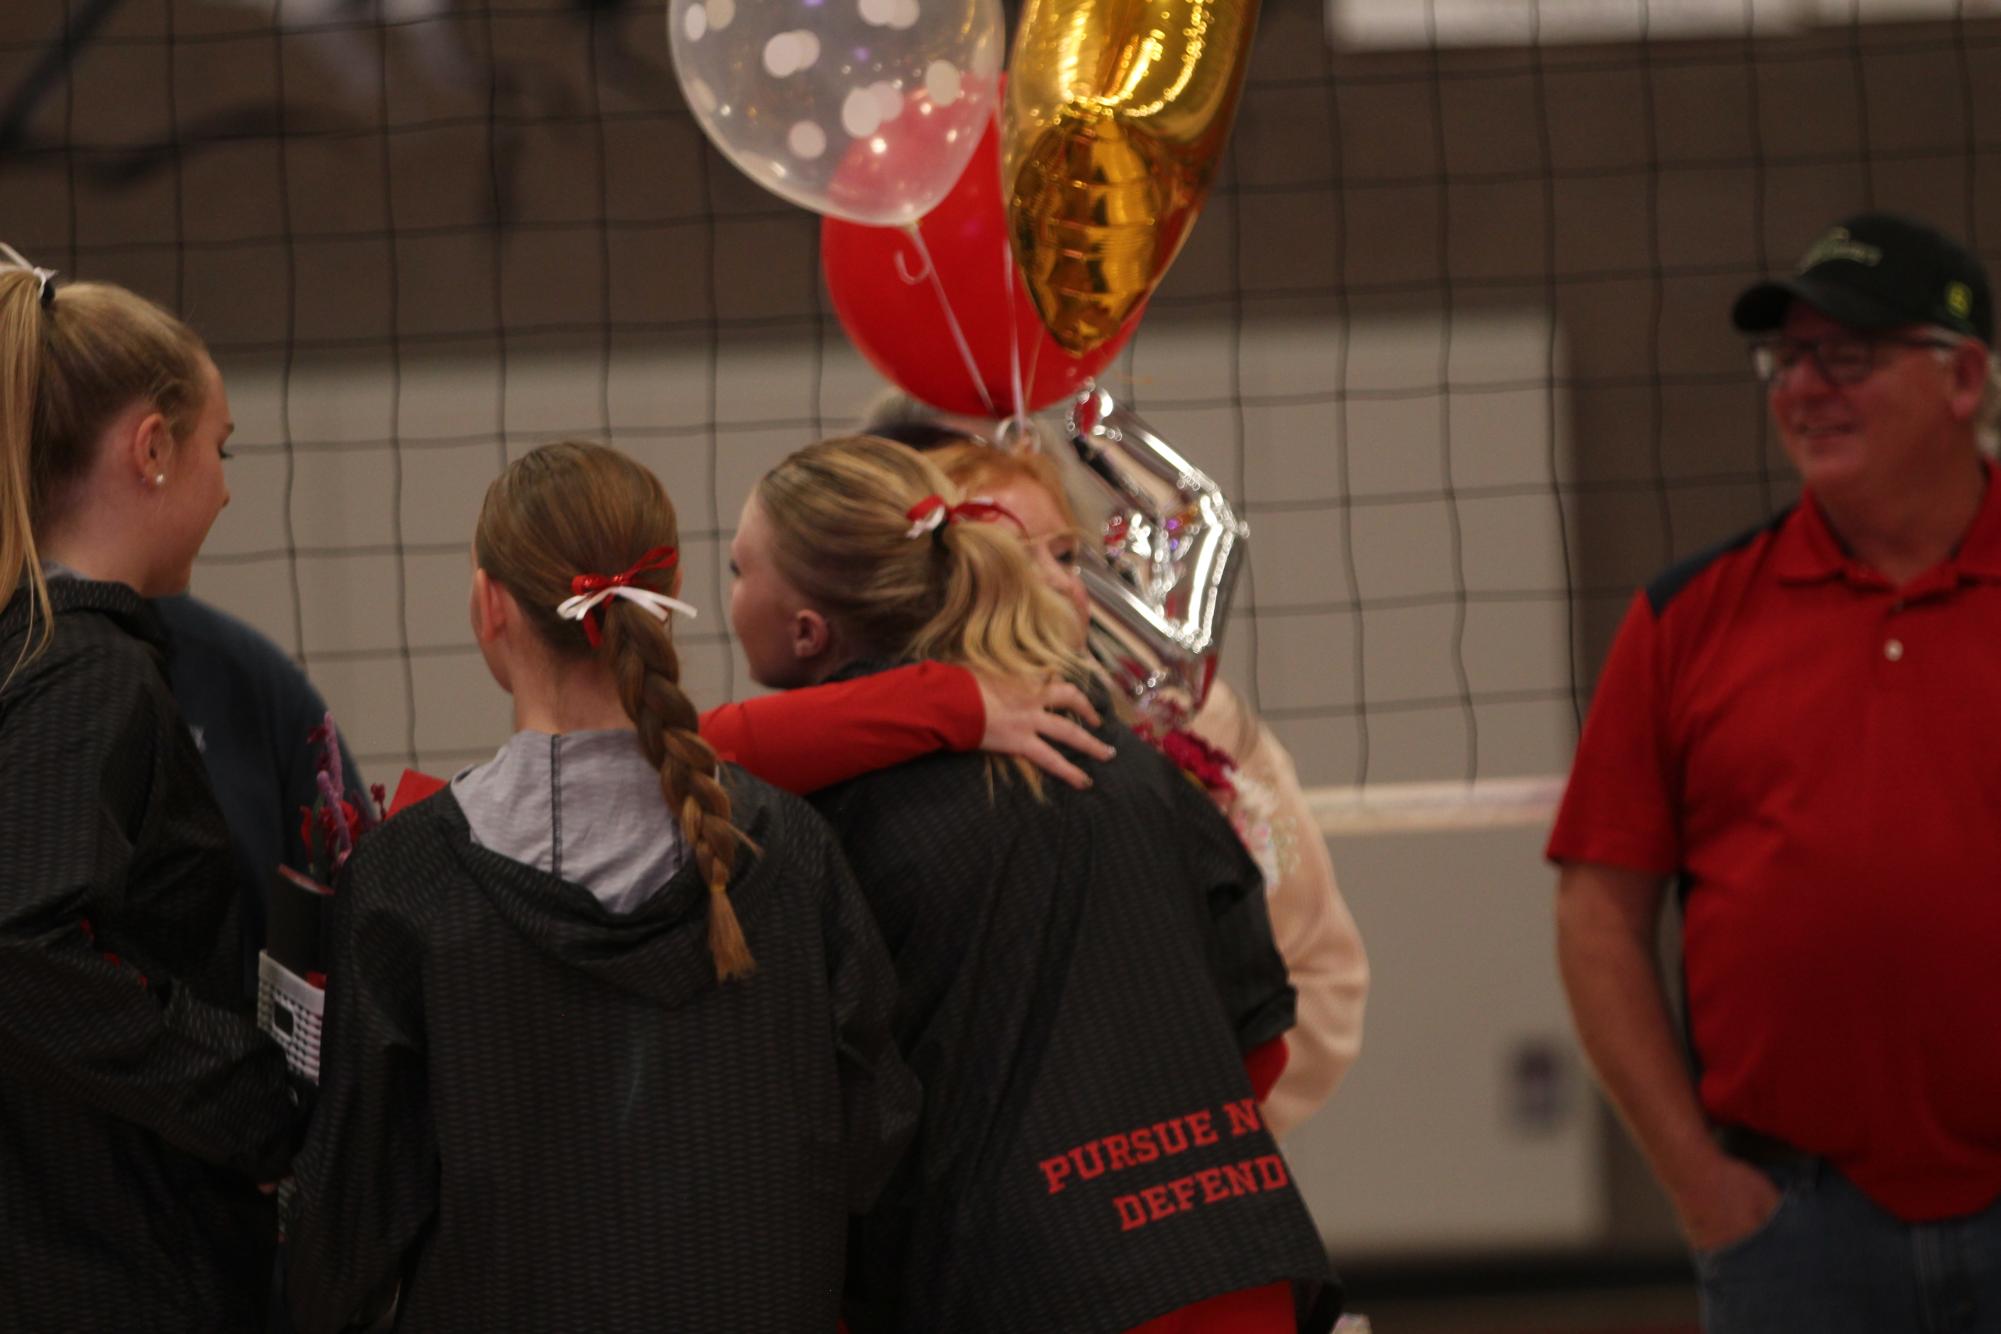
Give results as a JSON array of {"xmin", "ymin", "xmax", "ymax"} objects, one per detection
[{"xmin": 669, "ymin": 0, "xmax": 1003, "ymax": 227}]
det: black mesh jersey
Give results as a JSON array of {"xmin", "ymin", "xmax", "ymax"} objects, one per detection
[
  {"xmin": 284, "ymin": 774, "xmax": 919, "ymax": 1333},
  {"xmin": 815, "ymin": 693, "xmax": 1336, "ymax": 1334},
  {"xmin": 0, "ymin": 579, "xmax": 301, "ymax": 1332}
]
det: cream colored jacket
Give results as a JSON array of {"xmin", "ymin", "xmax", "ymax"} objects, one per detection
[{"xmin": 1190, "ymin": 679, "xmax": 1369, "ymax": 1138}]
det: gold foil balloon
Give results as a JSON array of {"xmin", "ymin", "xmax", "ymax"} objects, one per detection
[{"xmin": 1003, "ymin": 0, "xmax": 1261, "ymax": 354}]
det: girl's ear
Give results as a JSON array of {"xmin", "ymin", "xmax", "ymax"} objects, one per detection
[
  {"xmin": 792, "ymin": 607, "xmax": 857, "ymax": 684},
  {"xmin": 790, "ymin": 606, "xmax": 831, "ymax": 665},
  {"xmin": 471, "ymin": 567, "xmax": 513, "ymax": 645},
  {"xmin": 122, "ymin": 408, "xmax": 174, "ymax": 487}
]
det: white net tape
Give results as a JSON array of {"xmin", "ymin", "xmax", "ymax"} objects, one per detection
[{"xmin": 1305, "ymin": 775, "xmax": 1565, "ymax": 838}]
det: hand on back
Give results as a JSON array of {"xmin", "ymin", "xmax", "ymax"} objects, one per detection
[{"xmin": 976, "ymin": 675, "xmax": 1113, "ymax": 791}]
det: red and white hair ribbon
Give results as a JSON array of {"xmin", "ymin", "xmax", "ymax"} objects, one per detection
[
  {"xmin": 903, "ymin": 494, "xmax": 1027, "ymax": 540},
  {"xmin": 558, "ymin": 545, "xmax": 696, "ymax": 647}
]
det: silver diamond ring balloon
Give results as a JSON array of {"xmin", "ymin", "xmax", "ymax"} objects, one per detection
[{"xmin": 1064, "ymin": 385, "xmax": 1250, "ymax": 729}]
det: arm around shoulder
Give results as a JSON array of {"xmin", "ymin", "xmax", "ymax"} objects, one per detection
[{"xmin": 699, "ymin": 661, "xmax": 984, "ymax": 795}]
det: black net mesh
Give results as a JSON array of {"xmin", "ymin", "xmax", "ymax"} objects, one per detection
[{"xmin": 5, "ymin": 0, "xmax": 1995, "ymax": 787}]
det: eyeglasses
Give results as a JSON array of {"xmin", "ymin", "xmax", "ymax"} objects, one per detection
[{"xmin": 1748, "ymin": 334, "xmax": 1959, "ymax": 387}]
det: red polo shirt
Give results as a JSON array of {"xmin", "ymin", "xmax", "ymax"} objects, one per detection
[{"xmin": 1549, "ymin": 460, "xmax": 2001, "ymax": 1222}]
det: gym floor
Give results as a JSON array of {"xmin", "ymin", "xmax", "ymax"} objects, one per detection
[
  {"xmin": 1350, "ymin": 1285, "xmax": 1697, "ymax": 1333},
  {"xmin": 1337, "ymin": 1253, "xmax": 1699, "ymax": 1333}
]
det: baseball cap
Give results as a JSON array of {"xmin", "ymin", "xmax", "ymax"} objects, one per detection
[{"xmin": 1731, "ymin": 212, "xmax": 1993, "ymax": 344}]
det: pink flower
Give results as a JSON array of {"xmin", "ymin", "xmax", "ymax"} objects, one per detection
[{"xmin": 299, "ymin": 798, "xmax": 362, "ymax": 861}]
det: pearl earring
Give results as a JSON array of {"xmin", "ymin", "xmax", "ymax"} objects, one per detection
[{"xmin": 153, "ymin": 473, "xmax": 166, "ymax": 487}]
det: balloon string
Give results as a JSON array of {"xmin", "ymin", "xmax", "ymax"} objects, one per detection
[
  {"xmin": 905, "ymin": 224, "xmax": 996, "ymax": 419},
  {"xmin": 1021, "ymin": 301, "xmax": 1046, "ymax": 422},
  {"xmin": 1002, "ymin": 233, "xmax": 1029, "ymax": 434},
  {"xmin": 993, "ymin": 94, "xmax": 1032, "ymax": 434}
]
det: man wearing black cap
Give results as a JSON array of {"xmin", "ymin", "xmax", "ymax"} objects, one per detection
[{"xmin": 1548, "ymin": 212, "xmax": 2001, "ymax": 1332}]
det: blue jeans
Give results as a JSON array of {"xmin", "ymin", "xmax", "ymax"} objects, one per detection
[{"xmin": 1697, "ymin": 1157, "xmax": 2001, "ymax": 1333}]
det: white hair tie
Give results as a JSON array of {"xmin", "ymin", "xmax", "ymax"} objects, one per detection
[
  {"xmin": 902, "ymin": 493, "xmax": 1026, "ymax": 540},
  {"xmin": 558, "ymin": 545, "xmax": 692, "ymax": 647},
  {"xmin": 0, "ymin": 241, "xmax": 57, "ymax": 308},
  {"xmin": 558, "ymin": 584, "xmax": 697, "ymax": 637}
]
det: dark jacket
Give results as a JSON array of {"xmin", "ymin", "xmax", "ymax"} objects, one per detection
[
  {"xmin": 815, "ymin": 691, "xmax": 1335, "ymax": 1334},
  {"xmin": 154, "ymin": 594, "xmax": 366, "ymax": 1000},
  {"xmin": 285, "ymin": 775, "xmax": 918, "ymax": 1333},
  {"xmin": 0, "ymin": 578, "xmax": 301, "ymax": 1332}
]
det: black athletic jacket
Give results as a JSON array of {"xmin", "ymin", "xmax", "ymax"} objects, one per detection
[
  {"xmin": 816, "ymin": 671, "xmax": 1337, "ymax": 1334},
  {"xmin": 285, "ymin": 776, "xmax": 918, "ymax": 1333},
  {"xmin": 0, "ymin": 579, "xmax": 300, "ymax": 1332}
]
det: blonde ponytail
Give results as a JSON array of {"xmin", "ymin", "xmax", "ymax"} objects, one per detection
[
  {"xmin": 0, "ymin": 270, "xmax": 50, "ymax": 661},
  {"xmin": 756, "ymin": 435, "xmax": 1087, "ymax": 688},
  {"xmin": 474, "ymin": 439, "xmax": 756, "ymax": 983},
  {"xmin": 0, "ymin": 263, "xmax": 208, "ymax": 678}
]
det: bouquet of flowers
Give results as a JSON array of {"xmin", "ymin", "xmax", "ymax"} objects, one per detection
[
  {"xmin": 1137, "ymin": 723, "xmax": 1289, "ymax": 890},
  {"xmin": 298, "ymin": 713, "xmax": 387, "ymax": 885},
  {"xmin": 262, "ymin": 714, "xmax": 388, "ymax": 1089}
]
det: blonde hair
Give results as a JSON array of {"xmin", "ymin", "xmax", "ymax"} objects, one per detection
[
  {"xmin": 476, "ymin": 440, "xmax": 755, "ymax": 982},
  {"xmin": 1, "ymin": 271, "xmax": 208, "ymax": 665},
  {"xmin": 925, "ymin": 440, "xmax": 1160, "ymax": 728},
  {"xmin": 755, "ymin": 434, "xmax": 1088, "ymax": 692},
  {"xmin": 929, "ymin": 442, "xmax": 1083, "ymax": 531}
]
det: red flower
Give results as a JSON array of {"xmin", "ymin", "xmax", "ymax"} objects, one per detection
[
  {"xmin": 299, "ymin": 799, "xmax": 363, "ymax": 863},
  {"xmin": 1151, "ymin": 726, "xmax": 1237, "ymax": 802}
]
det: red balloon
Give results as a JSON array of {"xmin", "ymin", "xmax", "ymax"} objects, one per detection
[{"xmin": 822, "ymin": 116, "xmax": 1142, "ymax": 418}]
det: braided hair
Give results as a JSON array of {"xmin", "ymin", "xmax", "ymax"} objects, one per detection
[{"xmin": 475, "ymin": 440, "xmax": 754, "ymax": 981}]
